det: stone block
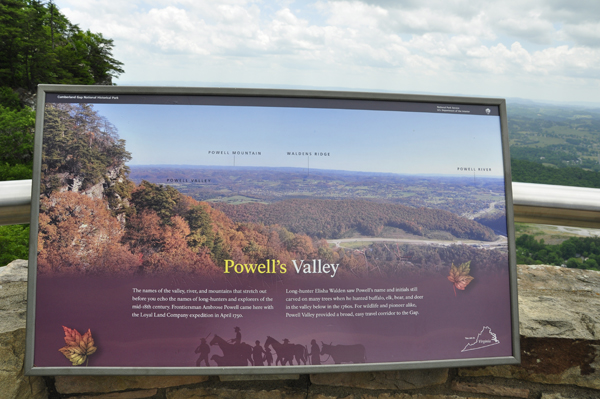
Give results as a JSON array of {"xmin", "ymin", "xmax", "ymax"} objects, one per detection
[
  {"xmin": 309, "ymin": 393, "xmax": 473, "ymax": 399},
  {"xmin": 167, "ymin": 387, "xmax": 306, "ymax": 399},
  {"xmin": 0, "ymin": 259, "xmax": 28, "ymax": 283},
  {"xmin": 0, "ymin": 328, "xmax": 48, "ymax": 399},
  {"xmin": 0, "ymin": 260, "xmax": 28, "ymax": 335},
  {"xmin": 540, "ymin": 393, "xmax": 597, "ymax": 399},
  {"xmin": 451, "ymin": 381, "xmax": 529, "ymax": 398},
  {"xmin": 517, "ymin": 265, "xmax": 600, "ymax": 340},
  {"xmin": 219, "ymin": 374, "xmax": 300, "ymax": 381},
  {"xmin": 310, "ymin": 369, "xmax": 448, "ymax": 390},
  {"xmin": 77, "ymin": 389, "xmax": 158, "ymax": 399},
  {"xmin": 0, "ymin": 260, "xmax": 47, "ymax": 399},
  {"xmin": 459, "ymin": 337, "xmax": 600, "ymax": 390},
  {"xmin": 55, "ymin": 375, "xmax": 208, "ymax": 394}
]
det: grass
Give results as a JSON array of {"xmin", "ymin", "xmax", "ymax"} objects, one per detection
[
  {"xmin": 514, "ymin": 222, "xmax": 600, "ymax": 245},
  {"xmin": 207, "ymin": 195, "xmax": 267, "ymax": 205},
  {"xmin": 548, "ymin": 125, "xmax": 597, "ymax": 139},
  {"xmin": 340, "ymin": 241, "xmax": 373, "ymax": 249}
]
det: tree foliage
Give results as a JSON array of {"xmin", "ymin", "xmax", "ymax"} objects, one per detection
[
  {"xmin": 41, "ymin": 103, "xmax": 131, "ymax": 195},
  {"xmin": 37, "ymin": 191, "xmax": 139, "ymax": 274},
  {"xmin": 0, "ymin": 0, "xmax": 123, "ymax": 90},
  {"xmin": 0, "ymin": 104, "xmax": 35, "ymax": 180},
  {"xmin": 511, "ymin": 159, "xmax": 600, "ymax": 189},
  {"xmin": 215, "ymin": 199, "xmax": 496, "ymax": 241},
  {"xmin": 130, "ymin": 180, "xmax": 182, "ymax": 223},
  {"xmin": 0, "ymin": 1, "xmax": 126, "ymax": 266},
  {"xmin": 32, "ymin": 173, "xmax": 513, "ymax": 278},
  {"xmin": 0, "ymin": 224, "xmax": 29, "ymax": 265},
  {"xmin": 515, "ymin": 234, "xmax": 600, "ymax": 271}
]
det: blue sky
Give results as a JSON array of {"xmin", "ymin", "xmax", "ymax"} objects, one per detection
[
  {"xmin": 53, "ymin": 1, "xmax": 600, "ymax": 105},
  {"xmin": 94, "ymin": 102, "xmax": 504, "ymax": 176}
]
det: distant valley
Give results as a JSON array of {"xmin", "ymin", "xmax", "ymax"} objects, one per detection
[{"xmin": 129, "ymin": 165, "xmax": 507, "ymax": 238}]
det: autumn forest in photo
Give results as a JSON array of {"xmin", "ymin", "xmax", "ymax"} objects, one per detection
[{"xmin": 37, "ymin": 102, "xmax": 508, "ymax": 279}]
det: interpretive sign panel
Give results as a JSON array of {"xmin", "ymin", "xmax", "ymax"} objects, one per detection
[{"xmin": 26, "ymin": 86, "xmax": 519, "ymax": 375}]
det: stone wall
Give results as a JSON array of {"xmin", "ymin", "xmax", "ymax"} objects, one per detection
[{"xmin": 1, "ymin": 260, "xmax": 599, "ymax": 399}]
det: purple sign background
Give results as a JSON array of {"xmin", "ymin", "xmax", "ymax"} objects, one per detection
[{"xmin": 34, "ymin": 271, "xmax": 512, "ymax": 367}]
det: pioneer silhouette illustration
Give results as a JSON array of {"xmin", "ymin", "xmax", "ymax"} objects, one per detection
[
  {"xmin": 194, "ymin": 336, "xmax": 211, "ymax": 367},
  {"xmin": 265, "ymin": 336, "xmax": 308, "ymax": 366},
  {"xmin": 197, "ymin": 327, "xmax": 369, "ymax": 367},
  {"xmin": 209, "ymin": 334, "xmax": 253, "ymax": 366},
  {"xmin": 320, "ymin": 342, "xmax": 367, "ymax": 364}
]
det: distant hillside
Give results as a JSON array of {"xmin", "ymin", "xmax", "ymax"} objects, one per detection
[
  {"xmin": 506, "ymin": 102, "xmax": 600, "ymax": 188},
  {"xmin": 214, "ymin": 199, "xmax": 496, "ymax": 241},
  {"xmin": 474, "ymin": 212, "xmax": 507, "ymax": 236},
  {"xmin": 511, "ymin": 159, "xmax": 600, "ymax": 189},
  {"xmin": 507, "ymin": 102, "xmax": 600, "ymax": 173}
]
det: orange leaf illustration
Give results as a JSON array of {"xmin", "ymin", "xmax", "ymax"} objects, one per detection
[
  {"xmin": 447, "ymin": 261, "xmax": 474, "ymax": 296},
  {"xmin": 59, "ymin": 326, "xmax": 97, "ymax": 366}
]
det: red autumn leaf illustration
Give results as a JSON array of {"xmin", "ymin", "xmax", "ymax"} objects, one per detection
[
  {"xmin": 447, "ymin": 261, "xmax": 474, "ymax": 296},
  {"xmin": 58, "ymin": 326, "xmax": 97, "ymax": 366}
]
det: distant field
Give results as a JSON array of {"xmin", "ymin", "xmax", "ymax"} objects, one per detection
[
  {"xmin": 129, "ymin": 165, "xmax": 505, "ymax": 217},
  {"xmin": 206, "ymin": 195, "xmax": 267, "ymax": 205},
  {"xmin": 507, "ymin": 102, "xmax": 600, "ymax": 186},
  {"xmin": 508, "ymin": 103, "xmax": 600, "ymax": 164},
  {"xmin": 515, "ymin": 223, "xmax": 600, "ymax": 245},
  {"xmin": 340, "ymin": 241, "xmax": 374, "ymax": 249},
  {"xmin": 340, "ymin": 226, "xmax": 429, "ymax": 241}
]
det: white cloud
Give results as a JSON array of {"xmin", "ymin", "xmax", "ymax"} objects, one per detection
[
  {"xmin": 320, "ymin": 1, "xmax": 388, "ymax": 28},
  {"xmin": 561, "ymin": 23, "xmax": 600, "ymax": 48},
  {"xmin": 53, "ymin": 0, "xmax": 600, "ymax": 103},
  {"xmin": 493, "ymin": 12, "xmax": 555, "ymax": 45}
]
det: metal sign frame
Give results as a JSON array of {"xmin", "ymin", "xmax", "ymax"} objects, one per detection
[{"xmin": 26, "ymin": 85, "xmax": 519, "ymax": 375}]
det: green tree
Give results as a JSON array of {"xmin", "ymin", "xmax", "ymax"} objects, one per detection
[
  {"xmin": 185, "ymin": 204, "xmax": 215, "ymax": 250},
  {"xmin": 0, "ymin": 1, "xmax": 125, "ymax": 266},
  {"xmin": 210, "ymin": 234, "xmax": 229, "ymax": 266},
  {"xmin": 0, "ymin": 0, "xmax": 123, "ymax": 90},
  {"xmin": 130, "ymin": 181, "xmax": 181, "ymax": 223},
  {"xmin": 560, "ymin": 240, "xmax": 577, "ymax": 259},
  {"xmin": 583, "ymin": 258, "xmax": 598, "ymax": 270},
  {"xmin": 40, "ymin": 103, "xmax": 131, "ymax": 195},
  {"xmin": 0, "ymin": 104, "xmax": 35, "ymax": 180},
  {"xmin": 566, "ymin": 257, "xmax": 582, "ymax": 269},
  {"xmin": 511, "ymin": 159, "xmax": 600, "ymax": 189},
  {"xmin": 0, "ymin": 224, "xmax": 29, "ymax": 265}
]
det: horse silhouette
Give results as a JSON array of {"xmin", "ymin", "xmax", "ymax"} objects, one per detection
[
  {"xmin": 210, "ymin": 354, "xmax": 226, "ymax": 366},
  {"xmin": 209, "ymin": 334, "xmax": 253, "ymax": 366},
  {"xmin": 264, "ymin": 336, "xmax": 307, "ymax": 365},
  {"xmin": 320, "ymin": 342, "xmax": 366, "ymax": 364}
]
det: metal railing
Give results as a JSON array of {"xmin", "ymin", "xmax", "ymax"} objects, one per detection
[
  {"xmin": 0, "ymin": 180, "xmax": 33, "ymax": 226},
  {"xmin": 1, "ymin": 180, "xmax": 600, "ymax": 228},
  {"xmin": 512, "ymin": 182, "xmax": 600, "ymax": 229}
]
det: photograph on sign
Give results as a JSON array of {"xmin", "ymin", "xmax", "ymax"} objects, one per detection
[{"xmin": 26, "ymin": 87, "xmax": 518, "ymax": 374}]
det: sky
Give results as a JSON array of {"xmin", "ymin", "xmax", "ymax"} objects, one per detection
[
  {"xmin": 92, "ymin": 101, "xmax": 504, "ymax": 176},
  {"xmin": 53, "ymin": 1, "xmax": 600, "ymax": 105}
]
